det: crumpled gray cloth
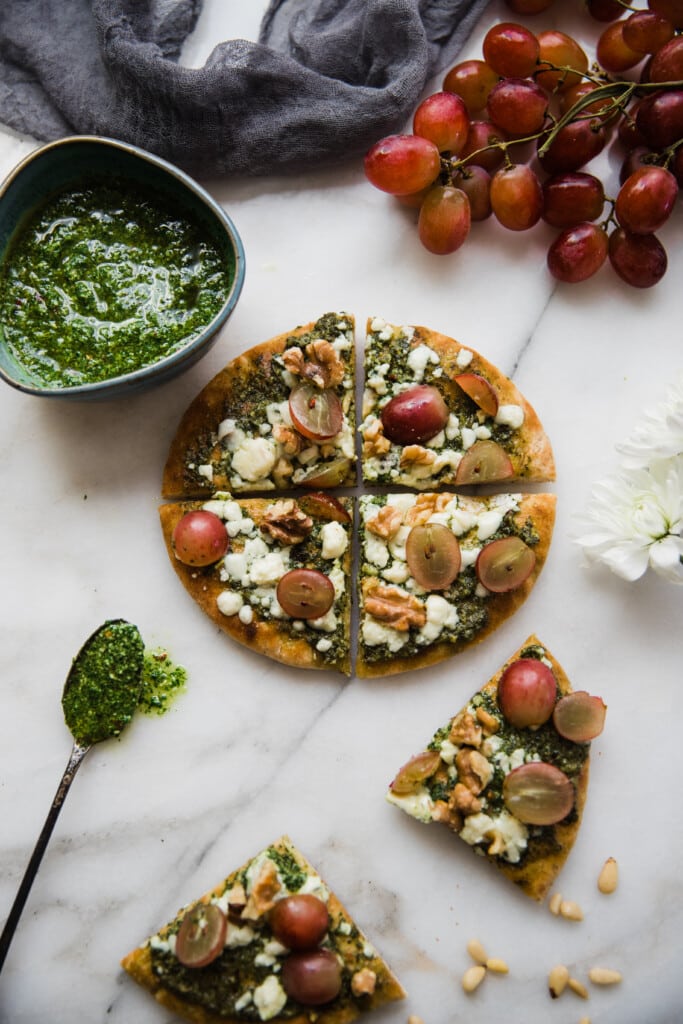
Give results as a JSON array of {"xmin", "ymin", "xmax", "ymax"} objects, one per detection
[{"xmin": 0, "ymin": 0, "xmax": 490, "ymax": 177}]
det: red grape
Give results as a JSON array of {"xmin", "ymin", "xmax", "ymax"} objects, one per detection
[
  {"xmin": 547, "ymin": 222, "xmax": 609, "ymax": 282},
  {"xmin": 475, "ymin": 535, "xmax": 536, "ymax": 592},
  {"xmin": 648, "ymin": 0, "xmax": 683, "ymax": 30},
  {"xmin": 443, "ymin": 59, "xmax": 499, "ymax": 115},
  {"xmin": 672, "ymin": 146, "xmax": 683, "ymax": 187},
  {"xmin": 269, "ymin": 895, "xmax": 329, "ymax": 951},
  {"xmin": 490, "ymin": 163, "xmax": 543, "ymax": 230},
  {"xmin": 455, "ymin": 372, "xmax": 498, "ymax": 415},
  {"xmin": 586, "ymin": 0, "xmax": 624, "ymax": 21},
  {"xmin": 289, "ymin": 384, "xmax": 343, "ymax": 441},
  {"xmin": 364, "ymin": 135, "xmax": 440, "ymax": 195},
  {"xmin": 536, "ymin": 30, "xmax": 589, "ymax": 92},
  {"xmin": 553, "ymin": 692, "xmax": 607, "ymax": 742},
  {"xmin": 413, "ymin": 92, "xmax": 470, "ymax": 155},
  {"xmin": 538, "ymin": 119, "xmax": 607, "ymax": 174},
  {"xmin": 455, "ymin": 440, "xmax": 514, "ymax": 485},
  {"xmin": 616, "ymin": 165, "xmax": 678, "ymax": 234},
  {"xmin": 381, "ymin": 385, "xmax": 449, "ymax": 444},
  {"xmin": 648, "ymin": 34, "xmax": 683, "ymax": 79},
  {"xmin": 596, "ymin": 21, "xmax": 645, "ymax": 72},
  {"xmin": 608, "ymin": 227, "xmax": 668, "ymax": 287},
  {"xmin": 418, "ymin": 185, "xmax": 471, "ymax": 254},
  {"xmin": 618, "ymin": 101, "xmax": 649, "ymax": 149},
  {"xmin": 172, "ymin": 510, "xmax": 229, "ymax": 567},
  {"xmin": 487, "ymin": 77, "xmax": 548, "ymax": 136},
  {"xmin": 453, "ymin": 165, "xmax": 492, "ymax": 220},
  {"xmin": 459, "ymin": 120, "xmax": 508, "ymax": 171},
  {"xmin": 483, "ymin": 22, "xmax": 540, "ymax": 79},
  {"xmin": 623, "ymin": 11, "xmax": 675, "ymax": 53},
  {"xmin": 281, "ymin": 949, "xmax": 342, "ymax": 1006},
  {"xmin": 391, "ymin": 750, "xmax": 441, "ymax": 794},
  {"xmin": 619, "ymin": 147, "xmax": 656, "ymax": 186},
  {"xmin": 542, "ymin": 172, "xmax": 605, "ymax": 227},
  {"xmin": 175, "ymin": 903, "xmax": 227, "ymax": 968},
  {"xmin": 497, "ymin": 659, "xmax": 557, "ymax": 728},
  {"xmin": 635, "ymin": 89, "xmax": 683, "ymax": 148}
]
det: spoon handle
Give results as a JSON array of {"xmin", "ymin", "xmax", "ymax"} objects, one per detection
[{"xmin": 0, "ymin": 742, "xmax": 90, "ymax": 972}]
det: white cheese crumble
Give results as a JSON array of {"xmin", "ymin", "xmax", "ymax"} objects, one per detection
[
  {"xmin": 419, "ymin": 595, "xmax": 458, "ymax": 642},
  {"xmin": 386, "ymin": 785, "xmax": 434, "ymax": 822},
  {"xmin": 321, "ymin": 520, "xmax": 348, "ymax": 559},
  {"xmin": 365, "ymin": 533, "xmax": 389, "ymax": 568},
  {"xmin": 459, "ymin": 810, "xmax": 528, "ymax": 863},
  {"xmin": 455, "ymin": 348, "xmax": 473, "ymax": 369},
  {"xmin": 407, "ymin": 343, "xmax": 439, "ymax": 382},
  {"xmin": 253, "ymin": 975, "xmax": 287, "ymax": 1021},
  {"xmin": 362, "ymin": 617, "xmax": 408, "ymax": 652},
  {"xmin": 495, "ymin": 403, "xmax": 525, "ymax": 429},
  {"xmin": 216, "ymin": 590, "xmax": 243, "ymax": 617},
  {"xmin": 238, "ymin": 605, "xmax": 253, "ymax": 625},
  {"xmin": 231, "ymin": 438, "xmax": 278, "ymax": 482}
]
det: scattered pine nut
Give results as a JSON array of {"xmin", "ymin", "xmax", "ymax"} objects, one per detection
[
  {"xmin": 461, "ymin": 964, "xmax": 486, "ymax": 994},
  {"xmin": 560, "ymin": 899, "xmax": 584, "ymax": 922},
  {"xmin": 588, "ymin": 966, "xmax": 622, "ymax": 986},
  {"xmin": 579, "ymin": 1018, "xmax": 591, "ymax": 1024},
  {"xmin": 548, "ymin": 891, "xmax": 563, "ymax": 915},
  {"xmin": 548, "ymin": 964, "xmax": 570, "ymax": 998},
  {"xmin": 598, "ymin": 856, "xmax": 619, "ymax": 894},
  {"xmin": 466, "ymin": 938, "xmax": 488, "ymax": 965},
  {"xmin": 408, "ymin": 1016, "xmax": 425, "ymax": 1024},
  {"xmin": 486, "ymin": 957, "xmax": 509, "ymax": 974},
  {"xmin": 568, "ymin": 977, "xmax": 589, "ymax": 999}
]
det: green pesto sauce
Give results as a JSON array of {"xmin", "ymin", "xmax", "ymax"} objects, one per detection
[
  {"xmin": 138, "ymin": 649, "xmax": 188, "ymax": 716},
  {"xmin": 0, "ymin": 178, "xmax": 233, "ymax": 387},
  {"xmin": 360, "ymin": 509, "xmax": 538, "ymax": 664},
  {"xmin": 61, "ymin": 621, "xmax": 144, "ymax": 746}
]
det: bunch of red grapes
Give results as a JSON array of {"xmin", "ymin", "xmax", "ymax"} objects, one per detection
[{"xmin": 364, "ymin": 0, "xmax": 683, "ymax": 287}]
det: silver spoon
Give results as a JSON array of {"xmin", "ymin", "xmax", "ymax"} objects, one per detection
[{"xmin": 0, "ymin": 619, "xmax": 144, "ymax": 972}]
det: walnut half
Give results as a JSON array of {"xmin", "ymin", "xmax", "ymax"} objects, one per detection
[
  {"xmin": 363, "ymin": 579, "xmax": 426, "ymax": 631},
  {"xmin": 260, "ymin": 499, "xmax": 313, "ymax": 545}
]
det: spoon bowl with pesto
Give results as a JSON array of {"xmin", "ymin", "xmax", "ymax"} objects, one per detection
[
  {"xmin": 0, "ymin": 619, "xmax": 144, "ymax": 972},
  {"xmin": 0, "ymin": 137, "xmax": 245, "ymax": 399}
]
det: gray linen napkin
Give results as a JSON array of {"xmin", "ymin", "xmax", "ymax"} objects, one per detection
[{"xmin": 0, "ymin": 0, "xmax": 490, "ymax": 177}]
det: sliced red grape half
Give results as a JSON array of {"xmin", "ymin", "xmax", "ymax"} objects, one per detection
[
  {"xmin": 298, "ymin": 492, "xmax": 351, "ymax": 523},
  {"xmin": 503, "ymin": 762, "xmax": 575, "ymax": 825},
  {"xmin": 455, "ymin": 373, "xmax": 498, "ymax": 416},
  {"xmin": 175, "ymin": 902, "xmax": 227, "ymax": 968},
  {"xmin": 553, "ymin": 692, "xmax": 607, "ymax": 742},
  {"xmin": 405, "ymin": 523, "xmax": 461, "ymax": 590},
  {"xmin": 390, "ymin": 750, "xmax": 441, "ymax": 795},
  {"xmin": 289, "ymin": 384, "xmax": 343, "ymax": 441},
  {"xmin": 454, "ymin": 440, "xmax": 514, "ymax": 485},
  {"xmin": 298, "ymin": 457, "xmax": 352, "ymax": 489},
  {"xmin": 276, "ymin": 569, "xmax": 335, "ymax": 620},
  {"xmin": 476, "ymin": 536, "xmax": 536, "ymax": 593},
  {"xmin": 380, "ymin": 385, "xmax": 449, "ymax": 445}
]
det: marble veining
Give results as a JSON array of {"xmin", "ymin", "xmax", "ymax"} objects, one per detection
[{"xmin": 1, "ymin": 2, "xmax": 682, "ymax": 1023}]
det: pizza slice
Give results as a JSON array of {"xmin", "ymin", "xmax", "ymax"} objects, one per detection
[
  {"xmin": 163, "ymin": 312, "xmax": 356, "ymax": 498},
  {"xmin": 122, "ymin": 835, "xmax": 406, "ymax": 1023},
  {"xmin": 356, "ymin": 491, "xmax": 556, "ymax": 678},
  {"xmin": 386, "ymin": 636, "xmax": 606, "ymax": 901},
  {"xmin": 159, "ymin": 491, "xmax": 353, "ymax": 675},
  {"xmin": 359, "ymin": 316, "xmax": 555, "ymax": 490}
]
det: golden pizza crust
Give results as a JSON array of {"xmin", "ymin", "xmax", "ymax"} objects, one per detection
[
  {"xmin": 162, "ymin": 316, "xmax": 356, "ymax": 499},
  {"xmin": 356, "ymin": 494, "xmax": 556, "ymax": 679},
  {"xmin": 363, "ymin": 319, "xmax": 556, "ymax": 485},
  {"xmin": 121, "ymin": 837, "xmax": 406, "ymax": 1024},
  {"xmin": 159, "ymin": 499, "xmax": 352, "ymax": 675}
]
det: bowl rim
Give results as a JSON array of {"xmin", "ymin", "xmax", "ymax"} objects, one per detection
[{"xmin": 0, "ymin": 134, "xmax": 246, "ymax": 398}]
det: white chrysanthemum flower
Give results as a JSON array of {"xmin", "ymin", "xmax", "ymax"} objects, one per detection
[
  {"xmin": 575, "ymin": 457, "xmax": 683, "ymax": 584},
  {"xmin": 617, "ymin": 372, "xmax": 683, "ymax": 469}
]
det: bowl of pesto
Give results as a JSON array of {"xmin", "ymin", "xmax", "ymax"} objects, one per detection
[{"xmin": 0, "ymin": 136, "xmax": 245, "ymax": 399}]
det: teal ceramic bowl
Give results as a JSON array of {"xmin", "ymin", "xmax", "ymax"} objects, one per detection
[{"xmin": 0, "ymin": 136, "xmax": 245, "ymax": 399}]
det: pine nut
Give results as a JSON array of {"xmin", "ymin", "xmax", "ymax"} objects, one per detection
[
  {"xmin": 560, "ymin": 899, "xmax": 584, "ymax": 921},
  {"xmin": 598, "ymin": 856, "xmax": 619, "ymax": 894},
  {"xmin": 588, "ymin": 966, "xmax": 622, "ymax": 985},
  {"xmin": 548, "ymin": 891, "xmax": 563, "ymax": 915},
  {"xmin": 579, "ymin": 1018, "xmax": 591, "ymax": 1024},
  {"xmin": 461, "ymin": 965, "xmax": 486, "ymax": 993},
  {"xmin": 568, "ymin": 977, "xmax": 589, "ymax": 999},
  {"xmin": 548, "ymin": 964, "xmax": 570, "ymax": 998},
  {"xmin": 486, "ymin": 957, "xmax": 509, "ymax": 974},
  {"xmin": 466, "ymin": 938, "xmax": 488, "ymax": 964},
  {"xmin": 408, "ymin": 1017, "xmax": 425, "ymax": 1024}
]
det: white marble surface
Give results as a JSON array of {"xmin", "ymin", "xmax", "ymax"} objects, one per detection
[{"xmin": 1, "ymin": 3, "xmax": 682, "ymax": 1023}]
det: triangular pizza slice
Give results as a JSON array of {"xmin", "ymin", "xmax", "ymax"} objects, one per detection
[
  {"xmin": 359, "ymin": 316, "xmax": 555, "ymax": 490},
  {"xmin": 387, "ymin": 636, "xmax": 606, "ymax": 901},
  {"xmin": 122, "ymin": 835, "xmax": 406, "ymax": 1023},
  {"xmin": 356, "ymin": 491, "xmax": 556, "ymax": 678},
  {"xmin": 162, "ymin": 312, "xmax": 356, "ymax": 498},
  {"xmin": 159, "ymin": 491, "xmax": 353, "ymax": 675}
]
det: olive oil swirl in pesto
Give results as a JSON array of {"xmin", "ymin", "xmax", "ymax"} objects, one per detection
[{"xmin": 0, "ymin": 179, "xmax": 233, "ymax": 387}]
